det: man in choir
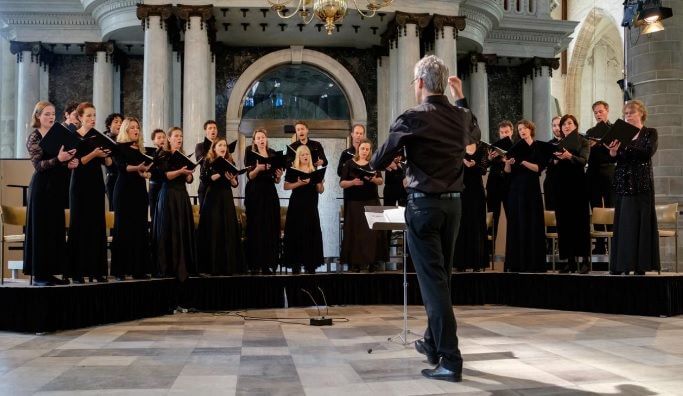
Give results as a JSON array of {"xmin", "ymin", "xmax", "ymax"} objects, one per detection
[
  {"xmin": 337, "ymin": 124, "xmax": 366, "ymax": 176},
  {"xmin": 289, "ymin": 120, "xmax": 328, "ymax": 168},
  {"xmin": 486, "ymin": 120, "xmax": 514, "ymax": 239},
  {"xmin": 543, "ymin": 116, "xmax": 562, "ymax": 211},
  {"xmin": 104, "ymin": 113, "xmax": 123, "ymax": 211},
  {"xmin": 372, "ymin": 55, "xmax": 480, "ymax": 382},
  {"xmin": 586, "ymin": 100, "xmax": 616, "ymax": 255},
  {"xmin": 195, "ymin": 120, "xmax": 219, "ymax": 207},
  {"xmin": 61, "ymin": 102, "xmax": 80, "ymax": 132}
]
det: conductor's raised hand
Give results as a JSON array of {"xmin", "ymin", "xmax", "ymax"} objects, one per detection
[{"xmin": 448, "ymin": 75, "xmax": 464, "ymax": 100}]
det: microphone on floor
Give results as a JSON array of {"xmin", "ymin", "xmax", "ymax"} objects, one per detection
[{"xmin": 301, "ymin": 288, "xmax": 332, "ymax": 326}]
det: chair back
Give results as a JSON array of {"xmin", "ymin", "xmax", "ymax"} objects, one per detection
[
  {"xmin": 192, "ymin": 205, "xmax": 200, "ymax": 229},
  {"xmin": 0, "ymin": 205, "xmax": 27, "ymax": 227},
  {"xmin": 544, "ymin": 210, "xmax": 556, "ymax": 227},
  {"xmin": 656, "ymin": 203, "xmax": 679, "ymax": 226},
  {"xmin": 280, "ymin": 206, "xmax": 288, "ymax": 233},
  {"xmin": 105, "ymin": 211, "xmax": 115, "ymax": 230},
  {"xmin": 591, "ymin": 207, "xmax": 615, "ymax": 226},
  {"xmin": 486, "ymin": 212, "xmax": 493, "ymax": 229},
  {"xmin": 64, "ymin": 209, "xmax": 71, "ymax": 227}
]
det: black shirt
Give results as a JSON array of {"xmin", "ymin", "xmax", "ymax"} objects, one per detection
[
  {"xmin": 288, "ymin": 139, "xmax": 328, "ymax": 168},
  {"xmin": 371, "ymin": 95, "xmax": 480, "ymax": 194},
  {"xmin": 340, "ymin": 159, "xmax": 379, "ymax": 201},
  {"xmin": 337, "ymin": 146, "xmax": 356, "ymax": 177}
]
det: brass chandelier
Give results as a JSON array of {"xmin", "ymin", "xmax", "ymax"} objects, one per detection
[{"xmin": 267, "ymin": 0, "xmax": 394, "ymax": 35}]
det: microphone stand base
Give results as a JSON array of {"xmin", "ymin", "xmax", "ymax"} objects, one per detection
[{"xmin": 310, "ymin": 317, "xmax": 333, "ymax": 326}]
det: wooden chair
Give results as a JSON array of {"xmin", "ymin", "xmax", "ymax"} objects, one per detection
[
  {"xmin": 656, "ymin": 203, "xmax": 678, "ymax": 273},
  {"xmin": 192, "ymin": 205, "xmax": 200, "ymax": 230},
  {"xmin": 544, "ymin": 210, "xmax": 558, "ymax": 271},
  {"xmin": 279, "ymin": 206, "xmax": 288, "ymax": 273},
  {"xmin": 105, "ymin": 211, "xmax": 115, "ymax": 245},
  {"xmin": 1, "ymin": 205, "xmax": 27, "ymax": 285},
  {"xmin": 590, "ymin": 207, "xmax": 615, "ymax": 271},
  {"xmin": 486, "ymin": 212, "xmax": 494, "ymax": 269}
]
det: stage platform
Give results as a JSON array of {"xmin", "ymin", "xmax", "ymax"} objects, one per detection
[{"xmin": 1, "ymin": 271, "xmax": 682, "ymax": 333}]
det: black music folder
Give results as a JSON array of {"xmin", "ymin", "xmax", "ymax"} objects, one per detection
[
  {"xmin": 600, "ymin": 119, "xmax": 641, "ymax": 145},
  {"xmin": 555, "ymin": 131, "xmax": 582, "ymax": 153},
  {"xmin": 168, "ymin": 150, "xmax": 199, "ymax": 170},
  {"xmin": 348, "ymin": 163, "xmax": 377, "ymax": 179},
  {"xmin": 286, "ymin": 166, "xmax": 327, "ymax": 184},
  {"xmin": 505, "ymin": 139, "xmax": 533, "ymax": 160},
  {"xmin": 585, "ymin": 121, "xmax": 610, "ymax": 142},
  {"xmin": 534, "ymin": 140, "xmax": 559, "ymax": 164},
  {"xmin": 212, "ymin": 157, "xmax": 249, "ymax": 175},
  {"xmin": 246, "ymin": 149, "xmax": 287, "ymax": 170},
  {"xmin": 38, "ymin": 122, "xmax": 83, "ymax": 157},
  {"xmin": 228, "ymin": 140, "xmax": 237, "ymax": 153},
  {"xmin": 480, "ymin": 141, "xmax": 507, "ymax": 156},
  {"xmin": 118, "ymin": 143, "xmax": 154, "ymax": 165}
]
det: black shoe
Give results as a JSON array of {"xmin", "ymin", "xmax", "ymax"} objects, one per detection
[
  {"xmin": 49, "ymin": 275, "xmax": 70, "ymax": 285},
  {"xmin": 291, "ymin": 266, "xmax": 301, "ymax": 275},
  {"xmin": 94, "ymin": 276, "xmax": 108, "ymax": 283},
  {"xmin": 579, "ymin": 264, "xmax": 590, "ymax": 274},
  {"xmin": 72, "ymin": 277, "xmax": 85, "ymax": 284},
  {"xmin": 415, "ymin": 339, "xmax": 439, "ymax": 365},
  {"xmin": 592, "ymin": 248, "xmax": 607, "ymax": 255},
  {"xmin": 33, "ymin": 278, "xmax": 55, "ymax": 286},
  {"xmin": 350, "ymin": 267, "xmax": 361, "ymax": 273},
  {"xmin": 609, "ymin": 271, "xmax": 624, "ymax": 275},
  {"xmin": 558, "ymin": 265, "xmax": 571, "ymax": 274},
  {"xmin": 132, "ymin": 274, "xmax": 151, "ymax": 280},
  {"xmin": 115, "ymin": 276, "xmax": 126, "ymax": 281},
  {"xmin": 634, "ymin": 270, "xmax": 646, "ymax": 276},
  {"xmin": 261, "ymin": 269, "xmax": 274, "ymax": 275},
  {"xmin": 421, "ymin": 363, "xmax": 462, "ymax": 382}
]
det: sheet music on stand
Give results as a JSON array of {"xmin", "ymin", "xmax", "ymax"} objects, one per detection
[{"xmin": 364, "ymin": 206, "xmax": 418, "ymax": 345}]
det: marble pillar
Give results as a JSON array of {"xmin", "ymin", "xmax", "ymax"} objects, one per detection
[
  {"xmin": 0, "ymin": 38, "xmax": 17, "ymax": 157},
  {"xmin": 397, "ymin": 23, "xmax": 420, "ymax": 113},
  {"xmin": 470, "ymin": 61, "xmax": 490, "ymax": 143},
  {"xmin": 143, "ymin": 14, "xmax": 170, "ymax": 143},
  {"xmin": 532, "ymin": 65, "xmax": 552, "ymax": 141},
  {"xmin": 171, "ymin": 51, "xmax": 182, "ymax": 127},
  {"xmin": 113, "ymin": 66, "xmax": 122, "ymax": 113},
  {"xmin": 93, "ymin": 51, "xmax": 114, "ymax": 132},
  {"xmin": 182, "ymin": 15, "xmax": 210, "ymax": 153},
  {"xmin": 39, "ymin": 64, "xmax": 49, "ymax": 102},
  {"xmin": 389, "ymin": 43, "xmax": 399, "ymax": 123},
  {"xmin": 522, "ymin": 76, "xmax": 533, "ymax": 120},
  {"xmin": 16, "ymin": 50, "xmax": 40, "ymax": 158},
  {"xmin": 434, "ymin": 25, "xmax": 458, "ymax": 102},
  {"xmin": 209, "ymin": 53, "xmax": 216, "ymax": 122},
  {"xmin": 377, "ymin": 56, "xmax": 390, "ymax": 146}
]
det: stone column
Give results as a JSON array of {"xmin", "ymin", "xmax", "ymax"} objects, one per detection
[
  {"xmin": 0, "ymin": 38, "xmax": 17, "ymax": 157},
  {"xmin": 86, "ymin": 42, "xmax": 115, "ymax": 132},
  {"xmin": 522, "ymin": 76, "xmax": 533, "ymax": 120},
  {"xmin": 209, "ymin": 53, "xmax": 216, "ymax": 121},
  {"xmin": 433, "ymin": 15, "xmax": 466, "ymax": 103},
  {"xmin": 388, "ymin": 40, "xmax": 399, "ymax": 122},
  {"xmin": 113, "ymin": 66, "xmax": 122, "ymax": 113},
  {"xmin": 39, "ymin": 64, "xmax": 49, "ymax": 102},
  {"xmin": 11, "ymin": 42, "xmax": 41, "ymax": 158},
  {"xmin": 532, "ymin": 65, "xmax": 553, "ymax": 142},
  {"xmin": 177, "ymin": 5, "xmax": 212, "ymax": 153},
  {"xmin": 395, "ymin": 12, "xmax": 430, "ymax": 113},
  {"xmin": 171, "ymin": 50, "xmax": 182, "ymax": 127},
  {"xmin": 137, "ymin": 5, "xmax": 173, "ymax": 143},
  {"xmin": 377, "ymin": 55, "xmax": 390, "ymax": 146},
  {"xmin": 470, "ymin": 61, "xmax": 489, "ymax": 143}
]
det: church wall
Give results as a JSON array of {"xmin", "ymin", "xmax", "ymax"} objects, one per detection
[
  {"xmin": 120, "ymin": 55, "xmax": 143, "ymax": 121},
  {"xmin": 48, "ymin": 54, "xmax": 92, "ymax": 117},
  {"xmin": 487, "ymin": 65, "xmax": 524, "ymax": 141}
]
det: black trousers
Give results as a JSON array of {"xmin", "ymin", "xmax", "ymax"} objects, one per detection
[
  {"xmin": 587, "ymin": 165, "xmax": 615, "ymax": 252},
  {"xmin": 486, "ymin": 187, "xmax": 507, "ymax": 239},
  {"xmin": 106, "ymin": 174, "xmax": 117, "ymax": 211},
  {"xmin": 198, "ymin": 182, "xmax": 206, "ymax": 208},
  {"xmin": 406, "ymin": 195, "xmax": 463, "ymax": 372}
]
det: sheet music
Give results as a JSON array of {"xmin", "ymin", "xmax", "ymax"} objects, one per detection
[
  {"xmin": 364, "ymin": 212, "xmax": 387, "ymax": 230},
  {"xmin": 364, "ymin": 206, "xmax": 406, "ymax": 230},
  {"xmin": 384, "ymin": 207, "xmax": 405, "ymax": 223}
]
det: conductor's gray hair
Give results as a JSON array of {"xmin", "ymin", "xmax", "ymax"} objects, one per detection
[{"xmin": 414, "ymin": 55, "xmax": 449, "ymax": 94}]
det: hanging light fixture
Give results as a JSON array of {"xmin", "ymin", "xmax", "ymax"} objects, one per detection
[
  {"xmin": 634, "ymin": 0, "xmax": 673, "ymax": 34},
  {"xmin": 267, "ymin": 0, "xmax": 394, "ymax": 35}
]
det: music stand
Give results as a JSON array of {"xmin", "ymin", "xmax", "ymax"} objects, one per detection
[{"xmin": 364, "ymin": 206, "xmax": 419, "ymax": 345}]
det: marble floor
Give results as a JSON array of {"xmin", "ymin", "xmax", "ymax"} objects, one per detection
[{"xmin": 1, "ymin": 305, "xmax": 683, "ymax": 395}]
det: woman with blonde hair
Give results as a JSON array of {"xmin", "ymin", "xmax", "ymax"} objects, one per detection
[
  {"xmin": 67, "ymin": 102, "xmax": 111, "ymax": 284},
  {"xmin": 152, "ymin": 126, "xmax": 196, "ymax": 280},
  {"xmin": 608, "ymin": 100, "xmax": 660, "ymax": 275},
  {"xmin": 197, "ymin": 137, "xmax": 244, "ymax": 275},
  {"xmin": 339, "ymin": 138, "xmax": 387, "ymax": 272},
  {"xmin": 110, "ymin": 117, "xmax": 152, "ymax": 280},
  {"xmin": 23, "ymin": 101, "xmax": 78, "ymax": 286},
  {"xmin": 282, "ymin": 145, "xmax": 325, "ymax": 274},
  {"xmin": 244, "ymin": 128, "xmax": 282, "ymax": 274}
]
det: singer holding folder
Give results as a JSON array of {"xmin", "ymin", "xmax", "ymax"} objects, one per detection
[
  {"xmin": 371, "ymin": 56, "xmax": 480, "ymax": 382},
  {"xmin": 66, "ymin": 102, "xmax": 111, "ymax": 284},
  {"xmin": 197, "ymin": 138, "xmax": 245, "ymax": 275},
  {"xmin": 24, "ymin": 101, "xmax": 78, "ymax": 286},
  {"xmin": 608, "ymin": 100, "xmax": 660, "ymax": 275}
]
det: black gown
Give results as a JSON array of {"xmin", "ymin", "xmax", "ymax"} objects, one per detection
[
  {"xmin": 340, "ymin": 159, "xmax": 388, "ymax": 271},
  {"xmin": 244, "ymin": 148, "xmax": 281, "ymax": 274},
  {"xmin": 554, "ymin": 132, "xmax": 591, "ymax": 260},
  {"xmin": 67, "ymin": 149, "xmax": 108, "ymax": 280},
  {"xmin": 110, "ymin": 152, "xmax": 151, "ymax": 278},
  {"xmin": 152, "ymin": 151, "xmax": 197, "ymax": 281},
  {"xmin": 504, "ymin": 141, "xmax": 547, "ymax": 273},
  {"xmin": 23, "ymin": 129, "xmax": 70, "ymax": 279},
  {"xmin": 281, "ymin": 167, "xmax": 324, "ymax": 274},
  {"xmin": 454, "ymin": 146, "xmax": 489, "ymax": 271},
  {"xmin": 542, "ymin": 137, "xmax": 559, "ymax": 210},
  {"xmin": 148, "ymin": 148, "xmax": 165, "ymax": 225},
  {"xmin": 197, "ymin": 159, "xmax": 245, "ymax": 275},
  {"xmin": 611, "ymin": 127, "xmax": 660, "ymax": 273}
]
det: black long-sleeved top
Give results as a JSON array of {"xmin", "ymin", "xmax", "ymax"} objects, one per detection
[
  {"xmin": 288, "ymin": 139, "xmax": 328, "ymax": 168},
  {"xmin": 614, "ymin": 127, "xmax": 657, "ymax": 196},
  {"xmin": 371, "ymin": 95, "xmax": 480, "ymax": 194}
]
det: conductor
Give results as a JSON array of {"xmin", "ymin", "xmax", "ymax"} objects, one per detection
[{"xmin": 371, "ymin": 55, "xmax": 480, "ymax": 382}]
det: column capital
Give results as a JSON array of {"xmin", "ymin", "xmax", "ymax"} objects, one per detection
[
  {"xmin": 380, "ymin": 20, "xmax": 398, "ymax": 49},
  {"xmin": 175, "ymin": 5, "xmax": 214, "ymax": 27},
  {"xmin": 432, "ymin": 14, "xmax": 466, "ymax": 39},
  {"xmin": 84, "ymin": 41, "xmax": 126, "ymax": 69},
  {"xmin": 521, "ymin": 57, "xmax": 560, "ymax": 79},
  {"xmin": 393, "ymin": 11, "xmax": 431, "ymax": 38},
  {"xmin": 136, "ymin": 4, "xmax": 174, "ymax": 30},
  {"xmin": 9, "ymin": 41, "xmax": 53, "ymax": 69}
]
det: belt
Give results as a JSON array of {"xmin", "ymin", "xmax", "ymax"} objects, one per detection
[{"xmin": 407, "ymin": 192, "xmax": 460, "ymax": 200}]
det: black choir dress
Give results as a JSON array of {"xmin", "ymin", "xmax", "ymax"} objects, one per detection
[
  {"xmin": 504, "ymin": 141, "xmax": 547, "ymax": 273},
  {"xmin": 611, "ymin": 127, "xmax": 660, "ymax": 273},
  {"xmin": 454, "ymin": 145, "xmax": 489, "ymax": 271},
  {"xmin": 67, "ymin": 149, "xmax": 108, "ymax": 280},
  {"xmin": 197, "ymin": 159, "xmax": 245, "ymax": 275},
  {"xmin": 23, "ymin": 129, "xmax": 70, "ymax": 279},
  {"xmin": 244, "ymin": 148, "xmax": 281, "ymax": 274},
  {"xmin": 105, "ymin": 130, "xmax": 119, "ymax": 211},
  {"xmin": 340, "ymin": 159, "xmax": 388, "ymax": 271},
  {"xmin": 542, "ymin": 137, "xmax": 559, "ymax": 210},
  {"xmin": 282, "ymin": 167, "xmax": 324, "ymax": 274},
  {"xmin": 148, "ymin": 148, "xmax": 165, "ymax": 225},
  {"xmin": 152, "ymin": 151, "xmax": 197, "ymax": 280},
  {"xmin": 110, "ymin": 151, "xmax": 151, "ymax": 278},
  {"xmin": 554, "ymin": 131, "xmax": 591, "ymax": 262}
]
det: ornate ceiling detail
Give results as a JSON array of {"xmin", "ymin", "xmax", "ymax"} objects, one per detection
[
  {"xmin": 1, "ymin": 13, "xmax": 96, "ymax": 27},
  {"xmin": 432, "ymin": 14, "xmax": 466, "ymax": 39}
]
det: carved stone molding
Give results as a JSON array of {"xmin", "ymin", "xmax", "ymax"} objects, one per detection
[
  {"xmin": 9, "ymin": 40, "xmax": 53, "ymax": 69},
  {"xmin": 175, "ymin": 5, "xmax": 214, "ymax": 30},
  {"xmin": 520, "ymin": 57, "xmax": 560, "ymax": 79},
  {"xmin": 136, "ymin": 4, "xmax": 173, "ymax": 30},
  {"xmin": 1, "ymin": 13, "xmax": 97, "ymax": 27},
  {"xmin": 393, "ymin": 11, "xmax": 431, "ymax": 37},
  {"xmin": 432, "ymin": 14, "xmax": 466, "ymax": 39},
  {"xmin": 380, "ymin": 19, "xmax": 397, "ymax": 48}
]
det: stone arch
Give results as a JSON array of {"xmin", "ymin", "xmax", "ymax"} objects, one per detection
[
  {"xmin": 225, "ymin": 46, "xmax": 367, "ymax": 138},
  {"xmin": 565, "ymin": 7, "xmax": 624, "ymax": 121}
]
